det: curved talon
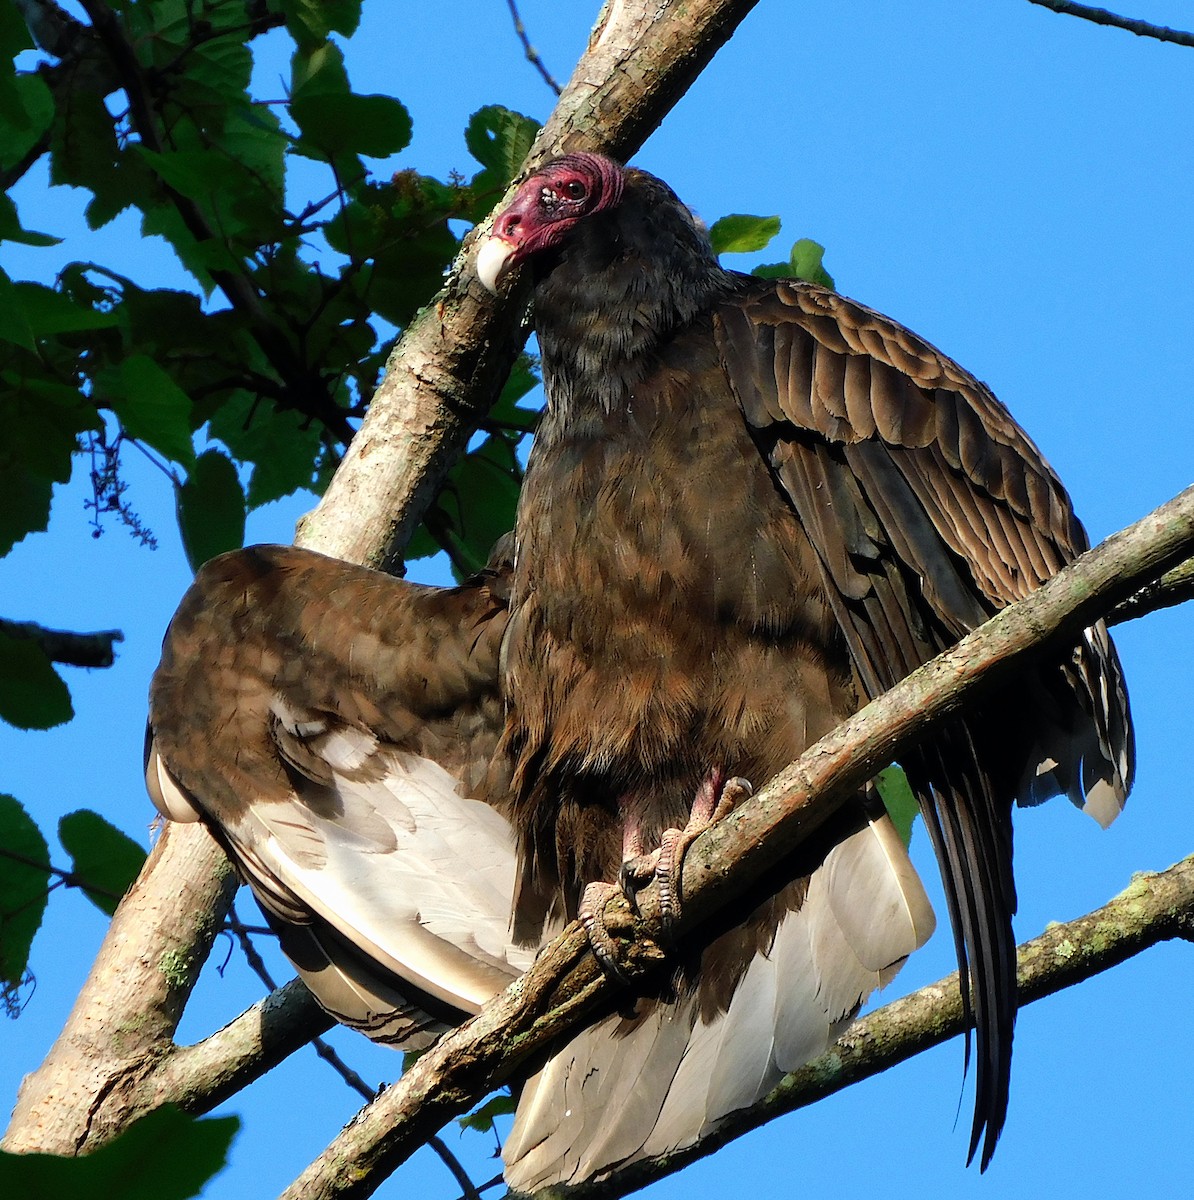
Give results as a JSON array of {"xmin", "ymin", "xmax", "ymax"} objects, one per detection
[
  {"xmin": 579, "ymin": 881, "xmax": 633, "ymax": 986},
  {"xmin": 654, "ymin": 828, "xmax": 683, "ymax": 939},
  {"xmin": 654, "ymin": 774, "xmax": 754, "ymax": 937},
  {"xmin": 585, "ymin": 774, "xmax": 755, "ymax": 972}
]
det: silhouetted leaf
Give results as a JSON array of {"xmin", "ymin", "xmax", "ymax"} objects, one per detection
[
  {"xmin": 0, "ymin": 1105, "xmax": 239, "ymax": 1200},
  {"xmin": 58, "ymin": 811, "xmax": 147, "ymax": 918},
  {"xmin": 0, "ymin": 196, "xmax": 58, "ymax": 247},
  {"xmin": 177, "ymin": 450, "xmax": 246, "ymax": 572},
  {"xmin": 459, "ymin": 1092, "xmax": 516, "ymax": 1133},
  {"xmin": 0, "ymin": 633, "xmax": 72, "ymax": 730},
  {"xmin": 0, "ymin": 794, "xmax": 49, "ymax": 1000},
  {"xmin": 291, "ymin": 42, "xmax": 410, "ymax": 161},
  {"xmin": 112, "ymin": 356, "xmax": 197, "ymax": 468},
  {"xmin": 282, "ymin": 0, "xmax": 362, "ymax": 45}
]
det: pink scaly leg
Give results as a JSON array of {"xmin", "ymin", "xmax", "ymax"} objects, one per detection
[{"xmin": 579, "ymin": 770, "xmax": 753, "ymax": 980}]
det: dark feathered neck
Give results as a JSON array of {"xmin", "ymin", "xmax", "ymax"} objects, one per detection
[{"xmin": 529, "ymin": 170, "xmax": 735, "ymax": 420}]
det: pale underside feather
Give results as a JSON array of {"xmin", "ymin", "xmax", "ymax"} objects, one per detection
[{"xmin": 148, "ymin": 717, "xmax": 534, "ymax": 1020}]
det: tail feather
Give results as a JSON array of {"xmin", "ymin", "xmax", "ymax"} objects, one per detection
[
  {"xmin": 503, "ymin": 814, "xmax": 934, "ymax": 1191},
  {"xmin": 910, "ymin": 728, "xmax": 1016, "ymax": 1171}
]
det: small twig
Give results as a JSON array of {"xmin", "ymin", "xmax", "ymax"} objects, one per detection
[
  {"xmin": 429, "ymin": 1137, "xmax": 485, "ymax": 1200},
  {"xmin": 504, "ymin": 0, "xmax": 562, "ymax": 94},
  {"xmin": 1027, "ymin": 0, "xmax": 1194, "ymax": 48},
  {"xmin": 1110, "ymin": 554, "xmax": 1194, "ymax": 624},
  {"xmin": 227, "ymin": 907, "xmax": 374, "ymax": 1099},
  {"xmin": 0, "ymin": 618, "xmax": 123, "ymax": 668}
]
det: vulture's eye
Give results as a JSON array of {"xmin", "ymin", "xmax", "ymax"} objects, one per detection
[{"xmin": 563, "ymin": 180, "xmax": 587, "ymax": 201}]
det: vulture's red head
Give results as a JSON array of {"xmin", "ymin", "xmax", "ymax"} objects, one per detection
[{"xmin": 477, "ymin": 154, "xmax": 626, "ymax": 293}]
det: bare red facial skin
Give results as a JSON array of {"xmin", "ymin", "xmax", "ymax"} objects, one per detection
[{"xmin": 490, "ymin": 153, "xmax": 625, "ymax": 273}]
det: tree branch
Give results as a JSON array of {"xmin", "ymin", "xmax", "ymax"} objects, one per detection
[
  {"xmin": 276, "ymin": 487, "xmax": 1194, "ymax": 1200},
  {"xmin": 543, "ymin": 853, "xmax": 1194, "ymax": 1200},
  {"xmin": 1110, "ymin": 553, "xmax": 1194, "ymax": 624},
  {"xmin": 505, "ymin": 0, "xmax": 562, "ymax": 95},
  {"xmin": 295, "ymin": 0, "xmax": 762, "ymax": 571},
  {"xmin": 3, "ymin": 821, "xmax": 238, "ymax": 1153},
  {"xmin": 1027, "ymin": 0, "xmax": 1194, "ymax": 48},
  {"xmin": 0, "ymin": 618, "xmax": 122, "ymax": 668}
]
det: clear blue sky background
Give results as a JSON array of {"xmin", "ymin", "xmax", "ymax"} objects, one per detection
[{"xmin": 3, "ymin": 3, "xmax": 1193, "ymax": 1197}]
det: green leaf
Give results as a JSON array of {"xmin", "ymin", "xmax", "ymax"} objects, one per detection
[
  {"xmin": 487, "ymin": 354, "xmax": 541, "ymax": 434},
  {"xmin": 709, "ymin": 214, "xmax": 781, "ymax": 256},
  {"xmin": 208, "ymin": 393, "xmax": 323, "ymax": 508},
  {"xmin": 875, "ymin": 766, "xmax": 919, "ymax": 847},
  {"xmin": 11, "ymin": 282, "xmax": 118, "ymax": 335},
  {"xmin": 0, "ymin": 195, "xmax": 59, "ymax": 247},
  {"xmin": 789, "ymin": 238, "xmax": 835, "ymax": 289},
  {"xmin": 293, "ymin": 92, "xmax": 412, "ymax": 160},
  {"xmin": 0, "ymin": 462, "xmax": 51, "ymax": 556},
  {"xmin": 0, "ymin": 267, "xmax": 35, "ymax": 351},
  {"xmin": 435, "ymin": 437, "xmax": 521, "ymax": 576},
  {"xmin": 281, "ymin": 0, "xmax": 363, "ymax": 45},
  {"xmin": 0, "ymin": 1105, "xmax": 239, "ymax": 1200},
  {"xmin": 0, "ymin": 3, "xmax": 34, "ymax": 57},
  {"xmin": 752, "ymin": 237, "xmax": 836, "ymax": 290},
  {"xmin": 58, "ymin": 811, "xmax": 148, "ymax": 917},
  {"xmin": 290, "ymin": 42, "xmax": 410, "ymax": 162},
  {"xmin": 0, "ymin": 73, "xmax": 53, "ymax": 173},
  {"xmin": 465, "ymin": 106, "xmax": 539, "ymax": 184},
  {"xmin": 111, "ymin": 355, "xmax": 196, "ymax": 467},
  {"xmin": 176, "ymin": 449, "xmax": 246, "ymax": 572},
  {"xmin": 458, "ymin": 1092, "xmax": 516, "ymax": 1133},
  {"xmin": 0, "ymin": 633, "xmax": 73, "ymax": 730},
  {"xmin": 0, "ymin": 794, "xmax": 50, "ymax": 1002},
  {"xmin": 0, "ymin": 370, "xmax": 97, "ymax": 554}
]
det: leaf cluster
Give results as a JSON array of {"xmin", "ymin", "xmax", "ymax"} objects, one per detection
[{"xmin": 2, "ymin": 0, "xmax": 541, "ymax": 573}]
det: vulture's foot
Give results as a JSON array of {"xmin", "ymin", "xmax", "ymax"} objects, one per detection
[
  {"xmin": 579, "ymin": 881, "xmax": 635, "ymax": 986},
  {"xmin": 622, "ymin": 773, "xmax": 754, "ymax": 940}
]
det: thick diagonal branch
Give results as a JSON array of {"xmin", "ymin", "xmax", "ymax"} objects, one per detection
[{"xmin": 543, "ymin": 853, "xmax": 1194, "ymax": 1200}]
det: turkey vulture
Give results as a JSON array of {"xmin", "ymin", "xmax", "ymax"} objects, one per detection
[
  {"xmin": 145, "ymin": 153, "xmax": 1132, "ymax": 1191},
  {"xmin": 475, "ymin": 153, "xmax": 1132, "ymax": 1178}
]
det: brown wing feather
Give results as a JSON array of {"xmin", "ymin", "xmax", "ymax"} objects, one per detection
[
  {"xmin": 716, "ymin": 278, "xmax": 1133, "ymax": 1167},
  {"xmin": 147, "ymin": 542, "xmax": 528, "ymax": 1041}
]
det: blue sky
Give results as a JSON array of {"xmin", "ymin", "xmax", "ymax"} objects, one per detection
[{"xmin": 3, "ymin": 3, "xmax": 1193, "ymax": 1197}]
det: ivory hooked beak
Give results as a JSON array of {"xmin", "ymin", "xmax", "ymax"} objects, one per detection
[{"xmin": 476, "ymin": 235, "xmax": 517, "ymax": 294}]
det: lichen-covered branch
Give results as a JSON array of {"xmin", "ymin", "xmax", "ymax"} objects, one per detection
[
  {"xmin": 277, "ymin": 486, "xmax": 1194, "ymax": 1200},
  {"xmin": 3, "ymin": 822, "xmax": 237, "ymax": 1153}
]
